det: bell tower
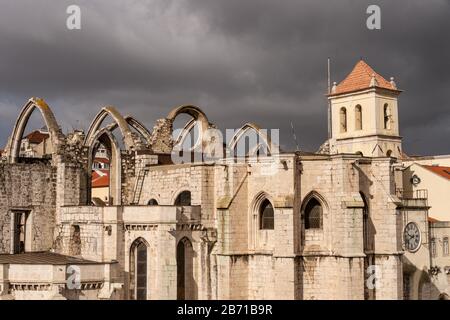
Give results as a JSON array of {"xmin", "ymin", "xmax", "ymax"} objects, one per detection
[{"xmin": 327, "ymin": 60, "xmax": 403, "ymax": 157}]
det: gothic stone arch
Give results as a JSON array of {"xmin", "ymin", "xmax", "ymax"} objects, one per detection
[
  {"xmin": 6, "ymin": 98, "xmax": 64, "ymax": 163},
  {"xmin": 84, "ymin": 106, "xmax": 136, "ymax": 150},
  {"xmin": 228, "ymin": 122, "xmax": 277, "ymax": 157},
  {"xmin": 87, "ymin": 128, "xmax": 122, "ymax": 205}
]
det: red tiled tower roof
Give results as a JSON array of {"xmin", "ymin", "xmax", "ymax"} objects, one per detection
[{"xmin": 330, "ymin": 60, "xmax": 400, "ymax": 96}]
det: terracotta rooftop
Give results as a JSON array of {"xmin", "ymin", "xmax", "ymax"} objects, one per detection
[
  {"xmin": 24, "ymin": 130, "xmax": 49, "ymax": 144},
  {"xmin": 92, "ymin": 169, "xmax": 109, "ymax": 188},
  {"xmin": 428, "ymin": 217, "xmax": 439, "ymax": 223},
  {"xmin": 422, "ymin": 165, "xmax": 450, "ymax": 180},
  {"xmin": 330, "ymin": 60, "xmax": 400, "ymax": 96},
  {"xmin": 94, "ymin": 157, "xmax": 110, "ymax": 164}
]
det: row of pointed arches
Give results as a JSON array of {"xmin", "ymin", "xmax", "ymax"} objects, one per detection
[
  {"xmin": 5, "ymin": 99, "xmax": 279, "ymax": 206},
  {"xmin": 253, "ymin": 191, "xmax": 329, "ymax": 232}
]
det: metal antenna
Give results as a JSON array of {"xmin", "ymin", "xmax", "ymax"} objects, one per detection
[
  {"xmin": 290, "ymin": 121, "xmax": 300, "ymax": 152},
  {"xmin": 327, "ymin": 57, "xmax": 332, "ymax": 139}
]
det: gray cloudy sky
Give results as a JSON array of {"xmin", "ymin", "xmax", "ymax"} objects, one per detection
[{"xmin": 0, "ymin": 0, "xmax": 449, "ymax": 155}]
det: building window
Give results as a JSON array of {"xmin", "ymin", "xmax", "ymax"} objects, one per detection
[
  {"xmin": 259, "ymin": 199, "xmax": 274, "ymax": 230},
  {"xmin": 340, "ymin": 107, "xmax": 347, "ymax": 133},
  {"xmin": 177, "ymin": 237, "xmax": 196, "ymax": 300},
  {"xmin": 443, "ymin": 237, "xmax": 449, "ymax": 256},
  {"xmin": 13, "ymin": 211, "xmax": 29, "ymax": 254},
  {"xmin": 304, "ymin": 197, "xmax": 323, "ymax": 229},
  {"xmin": 355, "ymin": 105, "xmax": 362, "ymax": 130},
  {"xmin": 147, "ymin": 199, "xmax": 158, "ymax": 206},
  {"xmin": 175, "ymin": 191, "xmax": 191, "ymax": 206},
  {"xmin": 129, "ymin": 238, "xmax": 148, "ymax": 300},
  {"xmin": 403, "ymin": 274, "xmax": 411, "ymax": 300},
  {"xmin": 383, "ymin": 104, "xmax": 391, "ymax": 130},
  {"xmin": 361, "ymin": 192, "xmax": 372, "ymax": 252},
  {"xmin": 431, "ymin": 238, "xmax": 437, "ymax": 257},
  {"xmin": 69, "ymin": 225, "xmax": 81, "ymax": 256}
]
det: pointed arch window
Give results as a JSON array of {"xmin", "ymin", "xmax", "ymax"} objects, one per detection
[
  {"xmin": 304, "ymin": 197, "xmax": 323, "ymax": 229},
  {"xmin": 340, "ymin": 107, "xmax": 347, "ymax": 133},
  {"xmin": 129, "ymin": 238, "xmax": 148, "ymax": 300},
  {"xmin": 383, "ymin": 104, "xmax": 391, "ymax": 130},
  {"xmin": 259, "ymin": 199, "xmax": 274, "ymax": 230},
  {"xmin": 175, "ymin": 191, "xmax": 191, "ymax": 206},
  {"xmin": 355, "ymin": 105, "xmax": 362, "ymax": 130},
  {"xmin": 443, "ymin": 237, "xmax": 449, "ymax": 256}
]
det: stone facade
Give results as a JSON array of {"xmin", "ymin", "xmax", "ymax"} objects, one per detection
[{"xmin": 0, "ymin": 61, "xmax": 449, "ymax": 300}]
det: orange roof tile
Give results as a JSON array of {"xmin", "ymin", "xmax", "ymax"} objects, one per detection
[
  {"xmin": 94, "ymin": 157, "xmax": 110, "ymax": 164},
  {"xmin": 330, "ymin": 60, "xmax": 399, "ymax": 96},
  {"xmin": 25, "ymin": 130, "xmax": 49, "ymax": 144},
  {"xmin": 422, "ymin": 165, "xmax": 450, "ymax": 180},
  {"xmin": 92, "ymin": 170, "xmax": 109, "ymax": 188},
  {"xmin": 428, "ymin": 216, "xmax": 439, "ymax": 223}
]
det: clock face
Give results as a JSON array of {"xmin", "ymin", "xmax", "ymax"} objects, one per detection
[{"xmin": 404, "ymin": 222, "xmax": 421, "ymax": 252}]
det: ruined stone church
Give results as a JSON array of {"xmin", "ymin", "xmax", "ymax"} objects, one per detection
[{"xmin": 0, "ymin": 60, "xmax": 448, "ymax": 300}]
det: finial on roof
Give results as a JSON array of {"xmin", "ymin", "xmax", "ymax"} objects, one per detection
[
  {"xmin": 370, "ymin": 73, "xmax": 378, "ymax": 87},
  {"xmin": 331, "ymin": 81, "xmax": 337, "ymax": 93},
  {"xmin": 390, "ymin": 77, "xmax": 397, "ymax": 89}
]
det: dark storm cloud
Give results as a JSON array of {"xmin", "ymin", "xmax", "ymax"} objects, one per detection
[{"xmin": 0, "ymin": 0, "xmax": 449, "ymax": 154}]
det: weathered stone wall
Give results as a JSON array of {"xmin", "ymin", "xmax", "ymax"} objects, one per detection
[
  {"xmin": 0, "ymin": 163, "xmax": 56, "ymax": 253},
  {"xmin": 139, "ymin": 163, "xmax": 216, "ymax": 226}
]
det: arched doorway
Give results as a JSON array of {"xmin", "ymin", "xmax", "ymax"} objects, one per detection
[
  {"xmin": 177, "ymin": 237, "xmax": 196, "ymax": 300},
  {"xmin": 130, "ymin": 238, "xmax": 148, "ymax": 300},
  {"xmin": 175, "ymin": 191, "xmax": 192, "ymax": 206}
]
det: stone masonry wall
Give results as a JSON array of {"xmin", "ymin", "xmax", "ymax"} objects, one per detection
[{"xmin": 0, "ymin": 163, "xmax": 56, "ymax": 253}]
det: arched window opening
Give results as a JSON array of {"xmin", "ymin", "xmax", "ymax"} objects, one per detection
[
  {"xmin": 383, "ymin": 104, "xmax": 391, "ymax": 130},
  {"xmin": 443, "ymin": 237, "xmax": 449, "ymax": 256},
  {"xmin": 129, "ymin": 238, "xmax": 148, "ymax": 300},
  {"xmin": 147, "ymin": 199, "xmax": 158, "ymax": 206},
  {"xmin": 175, "ymin": 191, "xmax": 191, "ymax": 206},
  {"xmin": 91, "ymin": 142, "xmax": 111, "ymax": 205},
  {"xmin": 177, "ymin": 238, "xmax": 196, "ymax": 300},
  {"xmin": 259, "ymin": 199, "xmax": 274, "ymax": 230},
  {"xmin": 355, "ymin": 105, "xmax": 362, "ymax": 130},
  {"xmin": 360, "ymin": 192, "xmax": 372, "ymax": 252},
  {"xmin": 12, "ymin": 211, "xmax": 29, "ymax": 254},
  {"xmin": 340, "ymin": 107, "xmax": 347, "ymax": 133},
  {"xmin": 304, "ymin": 197, "xmax": 323, "ymax": 229},
  {"xmin": 69, "ymin": 225, "xmax": 81, "ymax": 256},
  {"xmin": 19, "ymin": 111, "xmax": 51, "ymax": 160},
  {"xmin": 403, "ymin": 273, "xmax": 411, "ymax": 300},
  {"xmin": 431, "ymin": 238, "xmax": 437, "ymax": 257},
  {"xmin": 386, "ymin": 150, "xmax": 393, "ymax": 157}
]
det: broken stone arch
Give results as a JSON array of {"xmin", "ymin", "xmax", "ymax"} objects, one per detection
[
  {"xmin": 87, "ymin": 127, "xmax": 122, "ymax": 205},
  {"xmin": 167, "ymin": 105, "xmax": 212, "ymax": 151},
  {"xmin": 106, "ymin": 115, "xmax": 153, "ymax": 146},
  {"xmin": 6, "ymin": 98, "xmax": 64, "ymax": 163},
  {"xmin": 228, "ymin": 122, "xmax": 277, "ymax": 157},
  {"xmin": 84, "ymin": 106, "xmax": 136, "ymax": 150}
]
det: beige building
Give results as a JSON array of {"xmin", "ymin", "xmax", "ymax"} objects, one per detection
[
  {"xmin": 19, "ymin": 129, "xmax": 53, "ymax": 158},
  {"xmin": 0, "ymin": 60, "xmax": 449, "ymax": 300}
]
